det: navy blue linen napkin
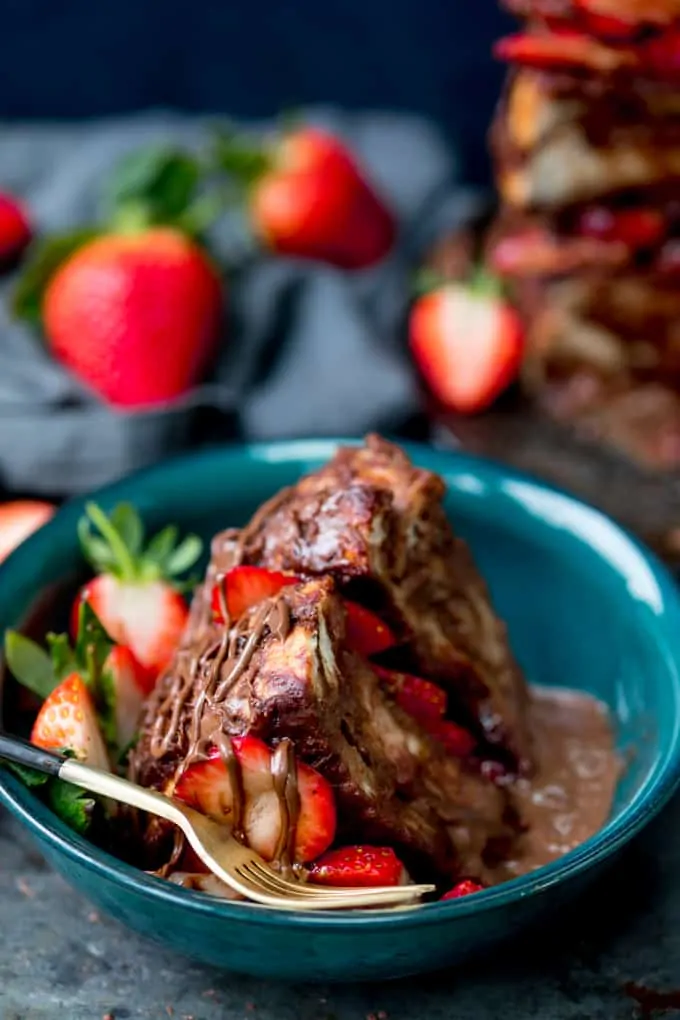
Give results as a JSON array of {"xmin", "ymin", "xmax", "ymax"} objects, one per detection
[{"xmin": 0, "ymin": 108, "xmax": 482, "ymax": 496}]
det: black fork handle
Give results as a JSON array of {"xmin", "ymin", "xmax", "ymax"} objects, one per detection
[{"xmin": 0, "ymin": 732, "xmax": 65, "ymax": 777}]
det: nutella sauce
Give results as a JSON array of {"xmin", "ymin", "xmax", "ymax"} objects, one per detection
[
  {"xmin": 144, "ymin": 587, "xmax": 301, "ymax": 870},
  {"xmin": 490, "ymin": 685, "xmax": 620, "ymax": 882}
]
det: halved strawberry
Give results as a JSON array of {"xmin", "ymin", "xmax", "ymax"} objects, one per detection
[
  {"xmin": 642, "ymin": 28, "xmax": 680, "ymax": 80},
  {"xmin": 308, "ymin": 845, "xmax": 406, "ymax": 888},
  {"xmin": 105, "ymin": 644, "xmax": 153, "ymax": 751},
  {"xmin": 409, "ymin": 273, "xmax": 524, "ymax": 416},
  {"xmin": 576, "ymin": 207, "xmax": 666, "ymax": 248},
  {"xmin": 31, "ymin": 672, "xmax": 110, "ymax": 770},
  {"xmin": 494, "ymin": 30, "xmax": 637, "ymax": 73},
  {"xmin": 174, "ymin": 735, "xmax": 336, "ymax": 863},
  {"xmin": 211, "ymin": 566, "xmax": 300, "ymax": 623},
  {"xmin": 344, "ymin": 602, "xmax": 397, "ymax": 657},
  {"xmin": 441, "ymin": 878, "xmax": 485, "ymax": 900},
  {"xmin": 0, "ymin": 500, "xmax": 55, "ymax": 564},
  {"xmin": 574, "ymin": 0, "xmax": 676, "ymax": 39},
  {"xmin": 74, "ymin": 502, "xmax": 201, "ymax": 681},
  {"xmin": 373, "ymin": 666, "xmax": 447, "ymax": 724},
  {"xmin": 429, "ymin": 720, "xmax": 477, "ymax": 758}
]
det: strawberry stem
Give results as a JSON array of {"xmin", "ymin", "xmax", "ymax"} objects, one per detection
[
  {"xmin": 110, "ymin": 201, "xmax": 154, "ymax": 235},
  {"xmin": 84, "ymin": 502, "xmax": 137, "ymax": 581},
  {"xmin": 469, "ymin": 265, "xmax": 503, "ymax": 299}
]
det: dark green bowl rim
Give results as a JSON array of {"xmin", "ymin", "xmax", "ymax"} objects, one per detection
[{"xmin": 1, "ymin": 437, "xmax": 680, "ymax": 932}]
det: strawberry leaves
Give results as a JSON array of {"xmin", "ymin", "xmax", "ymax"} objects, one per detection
[
  {"xmin": 12, "ymin": 229, "xmax": 99, "ymax": 326},
  {"xmin": 5, "ymin": 601, "xmax": 113, "ymax": 703},
  {"xmin": 4, "ymin": 752, "xmax": 96, "ymax": 835},
  {"xmin": 48, "ymin": 780, "xmax": 96, "ymax": 835},
  {"xmin": 211, "ymin": 126, "xmax": 272, "ymax": 189},
  {"xmin": 78, "ymin": 502, "xmax": 202, "ymax": 587},
  {"xmin": 3, "ymin": 631, "xmax": 55, "ymax": 699},
  {"xmin": 107, "ymin": 148, "xmax": 202, "ymax": 228}
]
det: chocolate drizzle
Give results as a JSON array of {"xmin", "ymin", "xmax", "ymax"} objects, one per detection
[
  {"xmin": 270, "ymin": 738, "xmax": 302, "ymax": 872},
  {"xmin": 136, "ymin": 585, "xmax": 303, "ymax": 874}
]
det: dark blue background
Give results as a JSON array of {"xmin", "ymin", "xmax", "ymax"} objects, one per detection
[{"xmin": 0, "ymin": 1, "xmax": 513, "ymax": 184}]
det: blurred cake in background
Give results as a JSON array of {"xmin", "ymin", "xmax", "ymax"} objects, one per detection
[{"xmin": 489, "ymin": 0, "xmax": 680, "ymax": 469}]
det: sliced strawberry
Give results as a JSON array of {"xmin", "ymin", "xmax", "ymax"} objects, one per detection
[
  {"xmin": 74, "ymin": 502, "xmax": 201, "ymax": 680},
  {"xmin": 429, "ymin": 720, "xmax": 477, "ymax": 758},
  {"xmin": 441, "ymin": 878, "xmax": 485, "ymax": 900},
  {"xmin": 211, "ymin": 566, "xmax": 300, "ymax": 623},
  {"xmin": 309, "ymin": 845, "xmax": 406, "ymax": 888},
  {"xmin": 104, "ymin": 644, "xmax": 153, "ymax": 751},
  {"xmin": 574, "ymin": 0, "xmax": 677, "ymax": 39},
  {"xmin": 576, "ymin": 207, "xmax": 666, "ymax": 248},
  {"xmin": 344, "ymin": 602, "xmax": 397, "ymax": 657},
  {"xmin": 31, "ymin": 672, "xmax": 110, "ymax": 769},
  {"xmin": 494, "ymin": 30, "xmax": 637, "ymax": 72},
  {"xmin": 409, "ymin": 273, "xmax": 524, "ymax": 415},
  {"xmin": 0, "ymin": 192, "xmax": 32, "ymax": 271},
  {"xmin": 174, "ymin": 736, "xmax": 336, "ymax": 863},
  {"xmin": 0, "ymin": 500, "xmax": 55, "ymax": 564},
  {"xmin": 373, "ymin": 666, "xmax": 447, "ymax": 724},
  {"xmin": 657, "ymin": 241, "xmax": 680, "ymax": 277},
  {"xmin": 642, "ymin": 29, "xmax": 680, "ymax": 80},
  {"xmin": 76, "ymin": 574, "xmax": 188, "ymax": 684},
  {"xmin": 573, "ymin": 0, "xmax": 643, "ymax": 41}
]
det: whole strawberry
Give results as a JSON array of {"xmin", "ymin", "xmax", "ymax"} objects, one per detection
[
  {"xmin": 0, "ymin": 192, "xmax": 32, "ymax": 271},
  {"xmin": 216, "ymin": 125, "xmax": 395, "ymax": 270},
  {"xmin": 42, "ymin": 228, "xmax": 221, "ymax": 407},
  {"xmin": 409, "ymin": 270, "xmax": 524, "ymax": 415},
  {"xmin": 14, "ymin": 148, "xmax": 224, "ymax": 408}
]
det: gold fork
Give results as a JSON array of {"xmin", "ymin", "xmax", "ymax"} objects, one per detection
[{"xmin": 0, "ymin": 734, "xmax": 435, "ymax": 910}]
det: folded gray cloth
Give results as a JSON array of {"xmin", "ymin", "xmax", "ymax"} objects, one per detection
[{"xmin": 0, "ymin": 107, "xmax": 481, "ymax": 496}]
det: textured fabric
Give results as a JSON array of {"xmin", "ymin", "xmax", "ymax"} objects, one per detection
[{"xmin": 0, "ymin": 109, "xmax": 482, "ymax": 496}]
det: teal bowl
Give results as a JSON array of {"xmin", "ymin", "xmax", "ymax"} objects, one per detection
[{"xmin": 1, "ymin": 439, "xmax": 680, "ymax": 982}]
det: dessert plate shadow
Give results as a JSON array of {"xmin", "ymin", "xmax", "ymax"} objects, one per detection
[{"xmin": 1, "ymin": 438, "xmax": 680, "ymax": 982}]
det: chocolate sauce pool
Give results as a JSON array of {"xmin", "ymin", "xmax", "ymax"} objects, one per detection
[{"xmin": 491, "ymin": 685, "xmax": 620, "ymax": 882}]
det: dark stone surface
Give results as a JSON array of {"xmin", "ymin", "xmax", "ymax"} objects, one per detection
[{"xmin": 2, "ymin": 797, "xmax": 680, "ymax": 1019}]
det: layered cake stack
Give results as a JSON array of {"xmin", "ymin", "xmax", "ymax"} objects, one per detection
[{"xmin": 488, "ymin": 0, "xmax": 680, "ymax": 468}]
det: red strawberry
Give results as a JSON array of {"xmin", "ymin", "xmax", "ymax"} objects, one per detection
[
  {"xmin": 642, "ymin": 29, "xmax": 680, "ymax": 79},
  {"xmin": 31, "ymin": 673, "xmax": 110, "ymax": 769},
  {"xmin": 309, "ymin": 845, "xmax": 406, "ymax": 888},
  {"xmin": 429, "ymin": 721, "xmax": 477, "ymax": 758},
  {"xmin": 373, "ymin": 666, "xmax": 447, "ymax": 724},
  {"xmin": 42, "ymin": 227, "xmax": 221, "ymax": 408},
  {"xmin": 74, "ymin": 502, "xmax": 202, "ymax": 681},
  {"xmin": 576, "ymin": 207, "xmax": 666, "ymax": 248},
  {"xmin": 105, "ymin": 644, "xmax": 153, "ymax": 750},
  {"xmin": 409, "ymin": 273, "xmax": 524, "ymax": 415},
  {"xmin": 344, "ymin": 602, "xmax": 397, "ymax": 657},
  {"xmin": 658, "ymin": 240, "xmax": 680, "ymax": 277},
  {"xmin": 175, "ymin": 736, "xmax": 336, "ymax": 863},
  {"xmin": 0, "ymin": 500, "xmax": 55, "ymax": 564},
  {"xmin": 211, "ymin": 569, "xmax": 397, "ymax": 658},
  {"xmin": 0, "ymin": 193, "xmax": 32, "ymax": 271},
  {"xmin": 218, "ymin": 126, "xmax": 395, "ymax": 270},
  {"xmin": 441, "ymin": 878, "xmax": 485, "ymax": 900},
  {"xmin": 494, "ymin": 30, "xmax": 637, "ymax": 72},
  {"xmin": 574, "ymin": 0, "xmax": 678, "ymax": 37},
  {"xmin": 573, "ymin": 0, "xmax": 643, "ymax": 40},
  {"xmin": 211, "ymin": 566, "xmax": 300, "ymax": 623},
  {"xmin": 373, "ymin": 666, "xmax": 475, "ymax": 756}
]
